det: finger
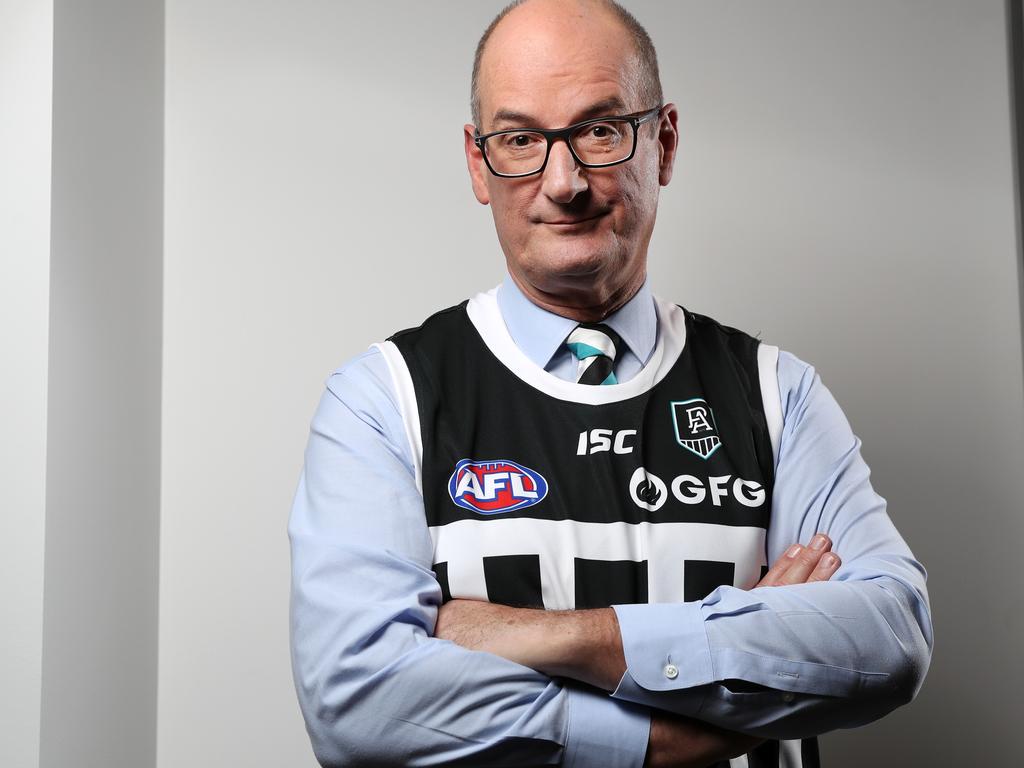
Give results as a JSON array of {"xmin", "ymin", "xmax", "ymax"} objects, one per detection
[
  {"xmin": 806, "ymin": 552, "xmax": 842, "ymax": 583},
  {"xmin": 776, "ymin": 535, "xmax": 833, "ymax": 585},
  {"xmin": 756, "ymin": 543, "xmax": 803, "ymax": 587},
  {"xmin": 758, "ymin": 534, "xmax": 829, "ymax": 587}
]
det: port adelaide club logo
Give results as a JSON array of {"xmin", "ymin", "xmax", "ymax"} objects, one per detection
[
  {"xmin": 671, "ymin": 398, "xmax": 722, "ymax": 459},
  {"xmin": 448, "ymin": 459, "xmax": 549, "ymax": 515}
]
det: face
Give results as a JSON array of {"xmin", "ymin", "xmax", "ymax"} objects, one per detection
[{"xmin": 464, "ymin": 0, "xmax": 679, "ymax": 318}]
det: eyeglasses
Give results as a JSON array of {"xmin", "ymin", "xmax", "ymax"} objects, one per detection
[{"xmin": 473, "ymin": 106, "xmax": 662, "ymax": 178}]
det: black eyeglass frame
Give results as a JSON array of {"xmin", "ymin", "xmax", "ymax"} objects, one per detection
[{"xmin": 473, "ymin": 106, "xmax": 663, "ymax": 178}]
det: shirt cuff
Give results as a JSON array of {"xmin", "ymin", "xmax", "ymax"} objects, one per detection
[
  {"xmin": 562, "ymin": 684, "xmax": 650, "ymax": 768},
  {"xmin": 610, "ymin": 602, "xmax": 714, "ymax": 711}
]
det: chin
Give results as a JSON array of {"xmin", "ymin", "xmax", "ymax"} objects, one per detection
[{"xmin": 528, "ymin": 240, "xmax": 625, "ymax": 283}]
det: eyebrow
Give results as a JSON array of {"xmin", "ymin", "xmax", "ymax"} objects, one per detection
[{"xmin": 489, "ymin": 96, "xmax": 631, "ymax": 131}]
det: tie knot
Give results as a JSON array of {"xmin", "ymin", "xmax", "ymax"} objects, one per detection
[{"xmin": 566, "ymin": 323, "xmax": 623, "ymax": 385}]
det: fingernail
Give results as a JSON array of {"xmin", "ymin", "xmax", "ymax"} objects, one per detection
[
  {"xmin": 821, "ymin": 553, "xmax": 838, "ymax": 568},
  {"xmin": 786, "ymin": 544, "xmax": 801, "ymax": 558},
  {"xmin": 810, "ymin": 534, "xmax": 827, "ymax": 551}
]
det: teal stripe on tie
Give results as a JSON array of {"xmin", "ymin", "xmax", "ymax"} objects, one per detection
[
  {"xmin": 566, "ymin": 341, "xmax": 604, "ymax": 360},
  {"xmin": 601, "ymin": 371, "xmax": 618, "ymax": 385}
]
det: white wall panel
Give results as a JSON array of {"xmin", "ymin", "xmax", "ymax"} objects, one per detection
[{"xmin": 0, "ymin": 2, "xmax": 53, "ymax": 766}]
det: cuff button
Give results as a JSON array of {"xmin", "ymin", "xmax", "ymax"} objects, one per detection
[{"xmin": 663, "ymin": 664, "xmax": 679, "ymax": 679}]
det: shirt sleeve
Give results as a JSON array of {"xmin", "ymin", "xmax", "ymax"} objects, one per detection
[
  {"xmin": 609, "ymin": 350, "xmax": 934, "ymax": 739},
  {"xmin": 288, "ymin": 348, "xmax": 651, "ymax": 767}
]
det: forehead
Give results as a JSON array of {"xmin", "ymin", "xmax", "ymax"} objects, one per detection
[{"xmin": 478, "ymin": 3, "xmax": 642, "ymax": 128}]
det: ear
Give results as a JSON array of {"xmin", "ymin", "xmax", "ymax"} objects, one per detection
[
  {"xmin": 464, "ymin": 124, "xmax": 491, "ymax": 205},
  {"xmin": 655, "ymin": 103, "xmax": 680, "ymax": 187}
]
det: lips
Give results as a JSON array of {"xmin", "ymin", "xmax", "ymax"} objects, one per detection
[{"xmin": 541, "ymin": 212, "xmax": 606, "ymax": 226}]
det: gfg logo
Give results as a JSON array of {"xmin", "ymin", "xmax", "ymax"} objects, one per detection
[
  {"xmin": 628, "ymin": 467, "xmax": 765, "ymax": 511},
  {"xmin": 449, "ymin": 459, "xmax": 549, "ymax": 515}
]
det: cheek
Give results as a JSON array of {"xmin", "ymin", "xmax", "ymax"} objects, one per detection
[
  {"xmin": 628, "ymin": 152, "xmax": 662, "ymax": 198},
  {"xmin": 608, "ymin": 168, "xmax": 658, "ymax": 227},
  {"xmin": 491, "ymin": 188, "xmax": 533, "ymax": 235}
]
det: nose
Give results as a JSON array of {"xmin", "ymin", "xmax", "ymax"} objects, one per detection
[{"xmin": 540, "ymin": 139, "xmax": 588, "ymax": 203}]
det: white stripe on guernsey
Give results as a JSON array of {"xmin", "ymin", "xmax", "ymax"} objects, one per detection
[
  {"xmin": 429, "ymin": 518, "xmax": 766, "ymax": 610},
  {"xmin": 373, "ymin": 341, "xmax": 424, "ymax": 495},
  {"xmin": 466, "ymin": 288, "xmax": 687, "ymax": 404},
  {"xmin": 757, "ymin": 343, "xmax": 783, "ymax": 468},
  {"xmin": 567, "ymin": 326, "xmax": 618, "ymax": 358},
  {"xmin": 728, "ymin": 736, "xmax": 803, "ymax": 767},
  {"xmin": 779, "ymin": 738, "xmax": 804, "ymax": 768}
]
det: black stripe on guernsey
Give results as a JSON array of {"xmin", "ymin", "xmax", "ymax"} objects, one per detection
[
  {"xmin": 748, "ymin": 738, "xmax": 780, "ymax": 768},
  {"xmin": 483, "ymin": 555, "xmax": 544, "ymax": 608},
  {"xmin": 573, "ymin": 558, "xmax": 648, "ymax": 608},
  {"xmin": 801, "ymin": 737, "xmax": 821, "ymax": 768},
  {"xmin": 432, "ymin": 562, "xmax": 451, "ymax": 603},
  {"xmin": 683, "ymin": 559, "xmax": 736, "ymax": 602}
]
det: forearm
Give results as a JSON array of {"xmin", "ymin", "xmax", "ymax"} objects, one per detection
[
  {"xmin": 434, "ymin": 599, "xmax": 627, "ymax": 691},
  {"xmin": 612, "ymin": 572, "xmax": 931, "ymax": 738}
]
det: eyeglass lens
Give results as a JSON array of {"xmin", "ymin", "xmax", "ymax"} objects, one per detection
[{"xmin": 483, "ymin": 119, "xmax": 634, "ymax": 176}]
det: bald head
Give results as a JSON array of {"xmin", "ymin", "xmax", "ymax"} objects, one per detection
[{"xmin": 470, "ymin": 0, "xmax": 663, "ymax": 130}]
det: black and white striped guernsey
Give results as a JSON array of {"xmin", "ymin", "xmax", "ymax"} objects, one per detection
[{"xmin": 376, "ymin": 289, "xmax": 820, "ymax": 768}]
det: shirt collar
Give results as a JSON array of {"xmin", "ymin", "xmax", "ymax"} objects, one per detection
[{"xmin": 496, "ymin": 272, "xmax": 657, "ymax": 369}]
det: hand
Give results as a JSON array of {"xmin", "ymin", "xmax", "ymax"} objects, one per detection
[
  {"xmin": 756, "ymin": 532, "xmax": 841, "ymax": 587},
  {"xmin": 644, "ymin": 711, "xmax": 762, "ymax": 768}
]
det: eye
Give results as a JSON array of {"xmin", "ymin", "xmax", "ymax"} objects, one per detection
[
  {"xmin": 500, "ymin": 132, "xmax": 542, "ymax": 150},
  {"xmin": 589, "ymin": 122, "xmax": 624, "ymax": 138}
]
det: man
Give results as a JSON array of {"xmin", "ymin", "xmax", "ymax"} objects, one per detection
[{"xmin": 288, "ymin": 1, "xmax": 933, "ymax": 766}]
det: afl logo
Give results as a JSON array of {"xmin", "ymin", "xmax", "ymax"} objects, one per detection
[{"xmin": 448, "ymin": 459, "xmax": 549, "ymax": 515}]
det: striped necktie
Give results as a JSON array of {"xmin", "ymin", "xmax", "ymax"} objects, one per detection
[{"xmin": 565, "ymin": 323, "xmax": 623, "ymax": 385}]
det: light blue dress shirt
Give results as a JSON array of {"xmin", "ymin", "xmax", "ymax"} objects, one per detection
[{"xmin": 288, "ymin": 275, "xmax": 933, "ymax": 767}]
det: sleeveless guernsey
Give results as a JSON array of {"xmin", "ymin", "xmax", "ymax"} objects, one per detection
[{"xmin": 376, "ymin": 289, "xmax": 820, "ymax": 768}]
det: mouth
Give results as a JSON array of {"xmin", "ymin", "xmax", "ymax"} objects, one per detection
[{"xmin": 539, "ymin": 212, "xmax": 608, "ymax": 229}]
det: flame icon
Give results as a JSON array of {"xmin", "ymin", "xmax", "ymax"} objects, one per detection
[
  {"xmin": 629, "ymin": 467, "xmax": 667, "ymax": 512},
  {"xmin": 636, "ymin": 478, "xmax": 662, "ymax": 506}
]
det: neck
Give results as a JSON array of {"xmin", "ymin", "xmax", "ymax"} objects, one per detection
[{"xmin": 509, "ymin": 268, "xmax": 646, "ymax": 323}]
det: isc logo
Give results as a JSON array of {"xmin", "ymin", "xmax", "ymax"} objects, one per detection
[
  {"xmin": 448, "ymin": 459, "xmax": 549, "ymax": 515},
  {"xmin": 576, "ymin": 428, "xmax": 637, "ymax": 455}
]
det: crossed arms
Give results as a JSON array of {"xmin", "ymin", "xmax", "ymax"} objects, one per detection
[
  {"xmin": 288, "ymin": 348, "xmax": 933, "ymax": 767},
  {"xmin": 435, "ymin": 537, "xmax": 848, "ymax": 767}
]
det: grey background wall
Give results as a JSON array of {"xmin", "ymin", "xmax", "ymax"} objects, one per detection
[
  {"xmin": 3, "ymin": 1, "xmax": 1020, "ymax": 767},
  {"xmin": 40, "ymin": 1, "xmax": 163, "ymax": 766},
  {"xmin": 161, "ymin": 1, "xmax": 1023, "ymax": 766}
]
